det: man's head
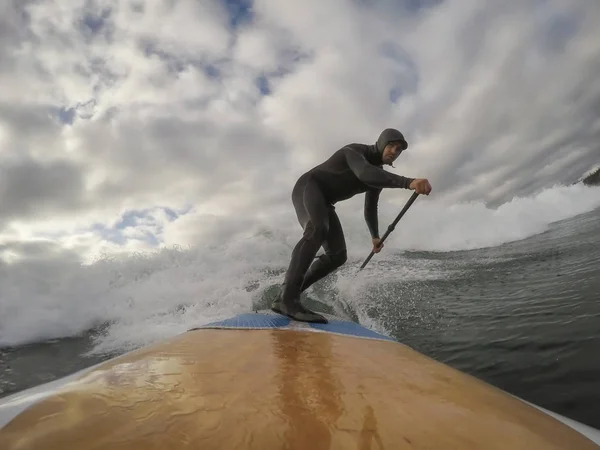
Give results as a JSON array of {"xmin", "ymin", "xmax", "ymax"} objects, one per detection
[{"xmin": 376, "ymin": 128, "xmax": 408, "ymax": 165}]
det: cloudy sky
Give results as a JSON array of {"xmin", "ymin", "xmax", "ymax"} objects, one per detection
[{"xmin": 1, "ymin": 0, "xmax": 599, "ymax": 265}]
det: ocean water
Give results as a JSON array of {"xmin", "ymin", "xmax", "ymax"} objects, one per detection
[{"xmin": 1, "ymin": 183, "xmax": 600, "ymax": 429}]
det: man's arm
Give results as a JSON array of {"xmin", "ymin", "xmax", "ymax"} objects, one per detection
[
  {"xmin": 343, "ymin": 146, "xmax": 414, "ymax": 189},
  {"xmin": 364, "ymin": 189, "xmax": 381, "ymax": 239}
]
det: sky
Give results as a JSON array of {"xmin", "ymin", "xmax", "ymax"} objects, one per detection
[{"xmin": 1, "ymin": 0, "xmax": 599, "ymax": 266}]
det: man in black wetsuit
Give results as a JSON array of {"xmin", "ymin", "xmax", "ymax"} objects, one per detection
[{"xmin": 272, "ymin": 128, "xmax": 432, "ymax": 323}]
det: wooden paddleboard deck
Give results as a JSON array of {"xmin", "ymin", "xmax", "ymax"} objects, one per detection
[{"xmin": 1, "ymin": 311, "xmax": 599, "ymax": 449}]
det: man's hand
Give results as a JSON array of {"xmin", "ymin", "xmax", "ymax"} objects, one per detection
[
  {"xmin": 372, "ymin": 238, "xmax": 384, "ymax": 253},
  {"xmin": 409, "ymin": 178, "xmax": 432, "ymax": 195}
]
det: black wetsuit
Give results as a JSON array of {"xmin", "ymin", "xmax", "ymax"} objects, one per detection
[{"xmin": 281, "ymin": 129, "xmax": 415, "ymax": 305}]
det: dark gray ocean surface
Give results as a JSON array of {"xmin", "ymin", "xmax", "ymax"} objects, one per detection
[{"xmin": 1, "ymin": 202, "xmax": 599, "ymax": 430}]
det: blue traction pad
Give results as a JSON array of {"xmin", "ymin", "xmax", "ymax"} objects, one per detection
[{"xmin": 191, "ymin": 311, "xmax": 395, "ymax": 342}]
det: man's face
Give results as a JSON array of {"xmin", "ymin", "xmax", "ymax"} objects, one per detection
[{"xmin": 382, "ymin": 141, "xmax": 406, "ymax": 165}]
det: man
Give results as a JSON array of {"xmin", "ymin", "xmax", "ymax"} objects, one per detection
[{"xmin": 272, "ymin": 128, "xmax": 432, "ymax": 323}]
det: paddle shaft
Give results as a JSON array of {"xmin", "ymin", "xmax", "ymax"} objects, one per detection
[{"xmin": 359, "ymin": 191, "xmax": 419, "ymax": 270}]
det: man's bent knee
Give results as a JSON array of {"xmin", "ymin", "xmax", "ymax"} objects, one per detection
[
  {"xmin": 329, "ymin": 249, "xmax": 347, "ymax": 268},
  {"xmin": 303, "ymin": 222, "xmax": 329, "ymax": 243}
]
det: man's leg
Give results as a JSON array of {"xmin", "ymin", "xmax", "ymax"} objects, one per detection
[
  {"xmin": 272, "ymin": 178, "xmax": 329, "ymax": 323},
  {"xmin": 300, "ymin": 208, "xmax": 348, "ymax": 292}
]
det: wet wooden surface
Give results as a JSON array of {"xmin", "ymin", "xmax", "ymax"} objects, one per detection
[{"xmin": 1, "ymin": 328, "xmax": 598, "ymax": 449}]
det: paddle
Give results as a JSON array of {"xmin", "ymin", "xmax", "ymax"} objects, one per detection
[{"xmin": 359, "ymin": 191, "xmax": 420, "ymax": 270}]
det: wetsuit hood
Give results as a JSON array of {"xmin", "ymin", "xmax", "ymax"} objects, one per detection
[{"xmin": 376, "ymin": 128, "xmax": 408, "ymax": 154}]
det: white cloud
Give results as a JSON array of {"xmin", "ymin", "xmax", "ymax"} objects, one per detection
[{"xmin": 0, "ymin": 0, "xmax": 599, "ymax": 266}]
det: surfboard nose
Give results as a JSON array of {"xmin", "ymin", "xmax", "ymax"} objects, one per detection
[{"xmin": 1, "ymin": 311, "xmax": 599, "ymax": 449}]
